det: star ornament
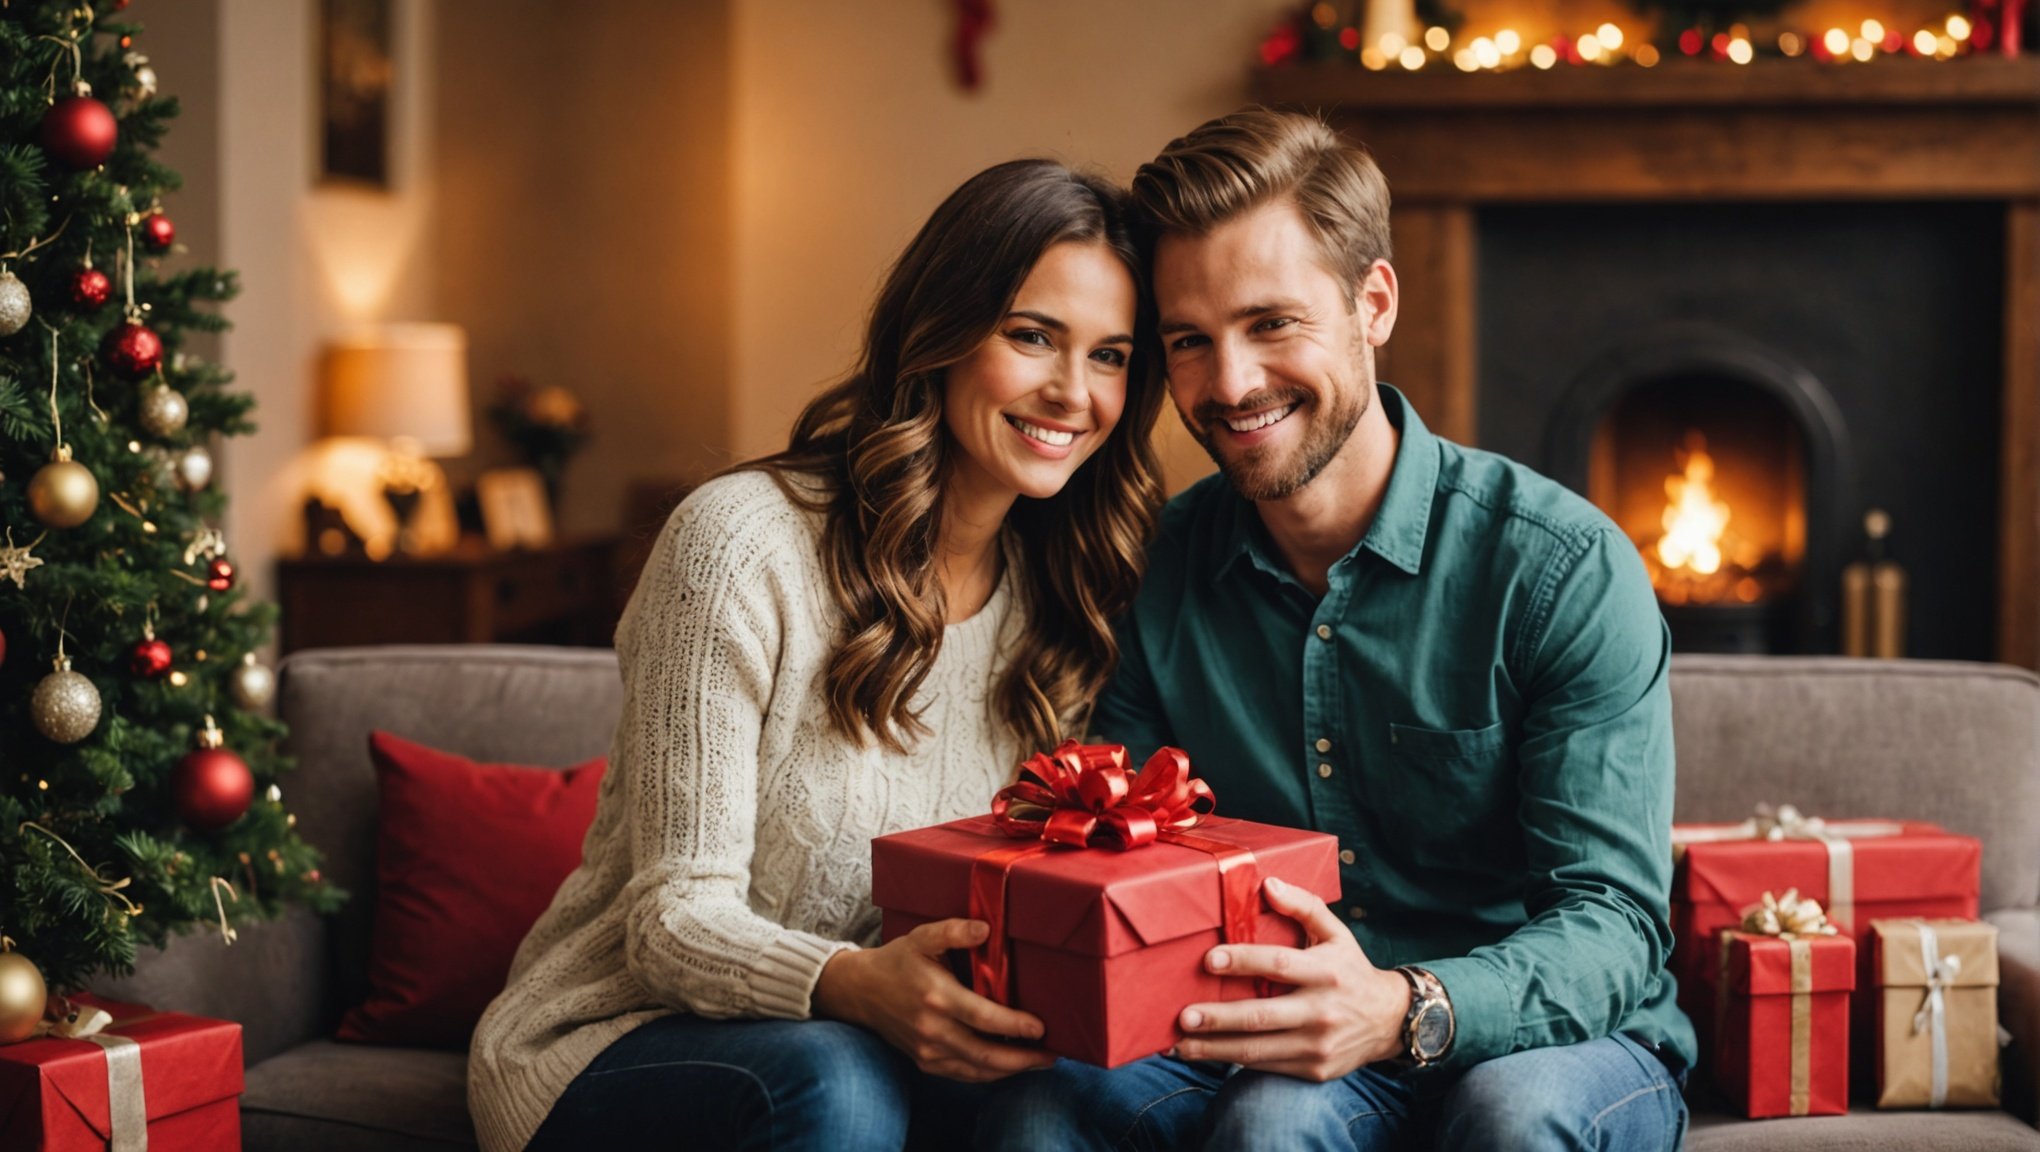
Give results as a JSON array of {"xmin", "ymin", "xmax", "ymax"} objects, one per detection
[{"xmin": 1, "ymin": 528, "xmax": 45, "ymax": 590}]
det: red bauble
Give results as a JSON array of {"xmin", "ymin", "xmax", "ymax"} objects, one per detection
[
  {"xmin": 173, "ymin": 746, "xmax": 254, "ymax": 831},
  {"xmin": 104, "ymin": 321, "xmax": 163, "ymax": 379},
  {"xmin": 0, "ymin": 626, "xmax": 6, "ymax": 669},
  {"xmin": 129, "ymin": 637, "xmax": 173, "ymax": 678},
  {"xmin": 141, "ymin": 213, "xmax": 175, "ymax": 252},
  {"xmin": 206, "ymin": 557, "xmax": 235, "ymax": 592},
  {"xmin": 69, "ymin": 267, "xmax": 112, "ymax": 310},
  {"xmin": 39, "ymin": 96, "xmax": 118, "ymax": 170}
]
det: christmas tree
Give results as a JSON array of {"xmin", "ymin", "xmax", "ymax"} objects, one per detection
[{"xmin": 0, "ymin": 0, "xmax": 339, "ymax": 1028}]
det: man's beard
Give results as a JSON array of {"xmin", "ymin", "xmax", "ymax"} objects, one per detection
[{"xmin": 1187, "ymin": 379, "xmax": 1370, "ymax": 502}]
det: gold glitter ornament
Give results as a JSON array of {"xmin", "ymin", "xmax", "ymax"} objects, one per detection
[
  {"xmin": 137, "ymin": 382, "xmax": 189, "ymax": 437},
  {"xmin": 0, "ymin": 271, "xmax": 31, "ymax": 337},
  {"xmin": 31, "ymin": 657, "xmax": 101, "ymax": 744}
]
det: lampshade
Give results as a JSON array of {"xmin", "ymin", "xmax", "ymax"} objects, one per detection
[{"xmin": 320, "ymin": 324, "xmax": 472, "ymax": 456}]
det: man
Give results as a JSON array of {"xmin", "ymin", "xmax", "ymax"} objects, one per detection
[{"xmin": 979, "ymin": 108, "xmax": 1695, "ymax": 1150}]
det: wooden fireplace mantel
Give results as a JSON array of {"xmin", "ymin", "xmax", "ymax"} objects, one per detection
[{"xmin": 1251, "ymin": 57, "xmax": 2040, "ymax": 667}]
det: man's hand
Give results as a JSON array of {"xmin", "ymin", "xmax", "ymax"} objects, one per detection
[
  {"xmin": 812, "ymin": 918, "xmax": 1057, "ymax": 1083},
  {"xmin": 1172, "ymin": 876, "xmax": 1412, "ymax": 1081}
]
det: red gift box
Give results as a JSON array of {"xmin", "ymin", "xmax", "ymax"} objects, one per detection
[
  {"xmin": 0, "ymin": 995, "xmax": 243, "ymax": 1151},
  {"xmin": 874, "ymin": 741, "xmax": 1341, "ymax": 1071},
  {"xmin": 1671, "ymin": 813, "xmax": 1979, "ymax": 1049},
  {"xmin": 1714, "ymin": 930, "xmax": 1856, "ymax": 1118}
]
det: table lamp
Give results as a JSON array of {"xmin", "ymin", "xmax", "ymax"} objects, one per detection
[{"xmin": 320, "ymin": 324, "xmax": 471, "ymax": 555}]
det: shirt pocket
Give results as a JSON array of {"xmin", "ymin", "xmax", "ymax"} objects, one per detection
[{"xmin": 1387, "ymin": 720, "xmax": 1516, "ymax": 872}]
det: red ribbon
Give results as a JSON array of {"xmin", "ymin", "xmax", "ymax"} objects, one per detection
[{"xmin": 968, "ymin": 740, "xmax": 1264, "ymax": 1006}]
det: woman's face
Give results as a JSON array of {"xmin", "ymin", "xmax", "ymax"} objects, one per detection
[{"xmin": 943, "ymin": 240, "xmax": 1137, "ymax": 505}]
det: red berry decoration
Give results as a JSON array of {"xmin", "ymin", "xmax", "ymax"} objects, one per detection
[
  {"xmin": 206, "ymin": 557, "xmax": 235, "ymax": 592},
  {"xmin": 173, "ymin": 717, "xmax": 254, "ymax": 831},
  {"xmin": 39, "ymin": 96, "xmax": 117, "ymax": 170},
  {"xmin": 141, "ymin": 212, "xmax": 175, "ymax": 253},
  {"xmin": 104, "ymin": 321, "xmax": 163, "ymax": 379},
  {"xmin": 69, "ymin": 267, "xmax": 111, "ymax": 310},
  {"xmin": 129, "ymin": 637, "xmax": 172, "ymax": 679}
]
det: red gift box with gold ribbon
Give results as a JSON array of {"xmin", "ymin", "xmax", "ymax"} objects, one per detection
[
  {"xmin": 1670, "ymin": 808, "xmax": 1979, "ymax": 1052},
  {"xmin": 0, "ymin": 994, "xmax": 243, "ymax": 1151},
  {"xmin": 871, "ymin": 741, "xmax": 1341, "ymax": 1068},
  {"xmin": 1714, "ymin": 929, "xmax": 1856, "ymax": 1118}
]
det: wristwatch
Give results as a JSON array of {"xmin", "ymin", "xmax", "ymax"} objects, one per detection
[{"xmin": 1395, "ymin": 965, "xmax": 1455, "ymax": 1068}]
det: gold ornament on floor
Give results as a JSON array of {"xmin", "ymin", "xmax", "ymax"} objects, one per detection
[
  {"xmin": 28, "ymin": 447, "xmax": 99, "ymax": 529},
  {"xmin": 137, "ymin": 381, "xmax": 189, "ymax": 437},
  {"xmin": 0, "ymin": 269, "xmax": 31, "ymax": 337},
  {"xmin": 230, "ymin": 652, "xmax": 276, "ymax": 710},
  {"xmin": 32, "ymin": 656, "xmax": 101, "ymax": 744},
  {"xmin": 0, "ymin": 940, "xmax": 47, "ymax": 1044}
]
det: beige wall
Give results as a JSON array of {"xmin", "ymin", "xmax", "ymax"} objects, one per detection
[
  {"xmin": 729, "ymin": 0, "xmax": 1292, "ymax": 492},
  {"xmin": 432, "ymin": 0, "xmax": 733, "ymax": 536}
]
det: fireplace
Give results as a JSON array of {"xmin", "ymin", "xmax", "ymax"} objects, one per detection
[{"xmin": 1258, "ymin": 58, "xmax": 2040, "ymax": 666}]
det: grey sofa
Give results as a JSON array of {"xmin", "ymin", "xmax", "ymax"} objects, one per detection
[{"xmin": 100, "ymin": 647, "xmax": 2040, "ymax": 1150}]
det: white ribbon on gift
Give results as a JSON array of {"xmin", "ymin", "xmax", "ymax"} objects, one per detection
[
  {"xmin": 1671, "ymin": 804, "xmax": 1904, "ymax": 931},
  {"xmin": 32, "ymin": 1005, "xmax": 147, "ymax": 1150},
  {"xmin": 1910, "ymin": 920, "xmax": 1962, "ymax": 1110}
]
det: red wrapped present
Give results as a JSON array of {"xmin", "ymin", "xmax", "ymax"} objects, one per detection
[
  {"xmin": 0, "ymin": 994, "xmax": 243, "ymax": 1151},
  {"xmin": 871, "ymin": 741, "xmax": 1340, "ymax": 1068},
  {"xmin": 1671, "ymin": 805, "xmax": 1979, "ymax": 1048},
  {"xmin": 1714, "ymin": 926, "xmax": 1856, "ymax": 1118}
]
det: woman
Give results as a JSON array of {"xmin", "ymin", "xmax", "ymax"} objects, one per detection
[{"xmin": 468, "ymin": 159, "xmax": 1165, "ymax": 1152}]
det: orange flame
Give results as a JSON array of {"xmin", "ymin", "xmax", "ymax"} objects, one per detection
[{"xmin": 1655, "ymin": 433, "xmax": 1729, "ymax": 578}]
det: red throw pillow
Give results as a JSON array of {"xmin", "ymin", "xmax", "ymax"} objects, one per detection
[{"xmin": 338, "ymin": 731, "xmax": 604, "ymax": 1049}]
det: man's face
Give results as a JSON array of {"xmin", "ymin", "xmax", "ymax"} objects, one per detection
[{"xmin": 1153, "ymin": 199, "xmax": 1395, "ymax": 502}]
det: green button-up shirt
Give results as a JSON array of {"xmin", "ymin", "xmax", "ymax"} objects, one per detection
[{"xmin": 1094, "ymin": 384, "xmax": 1697, "ymax": 1073}]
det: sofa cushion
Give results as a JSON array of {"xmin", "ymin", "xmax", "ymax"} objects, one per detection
[
  {"xmin": 338, "ymin": 731, "xmax": 605, "ymax": 1049},
  {"xmin": 1668, "ymin": 657, "xmax": 2040, "ymax": 914},
  {"xmin": 242, "ymin": 1040, "xmax": 475, "ymax": 1150},
  {"xmin": 1685, "ymin": 1102, "xmax": 2040, "ymax": 1150},
  {"xmin": 279, "ymin": 646, "xmax": 622, "ymax": 1021}
]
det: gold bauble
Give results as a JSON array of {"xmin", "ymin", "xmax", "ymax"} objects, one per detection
[
  {"xmin": 0, "ymin": 952, "xmax": 47, "ymax": 1044},
  {"xmin": 138, "ymin": 383, "xmax": 189, "ymax": 438},
  {"xmin": 32, "ymin": 659, "xmax": 101, "ymax": 744},
  {"xmin": 230, "ymin": 653, "xmax": 276, "ymax": 710},
  {"xmin": 27, "ymin": 456, "xmax": 99, "ymax": 529},
  {"xmin": 175, "ymin": 445, "xmax": 213, "ymax": 492}
]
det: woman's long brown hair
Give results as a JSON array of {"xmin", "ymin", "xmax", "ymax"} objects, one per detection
[{"xmin": 739, "ymin": 159, "xmax": 1165, "ymax": 754}]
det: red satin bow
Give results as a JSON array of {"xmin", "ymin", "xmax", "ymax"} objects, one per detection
[{"xmin": 991, "ymin": 740, "xmax": 1215, "ymax": 850}]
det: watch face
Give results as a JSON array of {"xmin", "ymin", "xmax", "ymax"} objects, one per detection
[{"xmin": 1412, "ymin": 1002, "xmax": 1452, "ymax": 1059}]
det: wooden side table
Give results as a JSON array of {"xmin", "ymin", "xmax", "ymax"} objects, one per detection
[{"xmin": 276, "ymin": 536, "xmax": 623, "ymax": 654}]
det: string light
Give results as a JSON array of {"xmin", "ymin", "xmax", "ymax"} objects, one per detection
[
  {"xmin": 1861, "ymin": 18, "xmax": 1885, "ymax": 42},
  {"xmin": 1728, "ymin": 37, "xmax": 1754, "ymax": 64},
  {"xmin": 1530, "ymin": 43, "xmax": 1557, "ymax": 69},
  {"xmin": 1496, "ymin": 29, "xmax": 1520, "ymax": 54},
  {"xmin": 1597, "ymin": 23, "xmax": 1625, "ymax": 50},
  {"xmin": 1779, "ymin": 31, "xmax": 1805, "ymax": 56},
  {"xmin": 1824, "ymin": 27, "xmax": 1851, "ymax": 54},
  {"xmin": 1578, "ymin": 33, "xmax": 1604, "ymax": 61},
  {"xmin": 1424, "ymin": 26, "xmax": 1450, "ymax": 52},
  {"xmin": 1913, "ymin": 28, "xmax": 1938, "ymax": 53},
  {"xmin": 1947, "ymin": 14, "xmax": 1972, "ymax": 40},
  {"xmin": 1400, "ymin": 44, "xmax": 1426, "ymax": 69}
]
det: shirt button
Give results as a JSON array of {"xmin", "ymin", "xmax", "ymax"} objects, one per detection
[
  {"xmin": 1315, "ymin": 737, "xmax": 1332, "ymax": 753},
  {"xmin": 1317, "ymin": 763, "xmax": 1334, "ymax": 779},
  {"xmin": 1339, "ymin": 849, "xmax": 1356, "ymax": 865},
  {"xmin": 1315, "ymin": 624, "xmax": 1332, "ymax": 640},
  {"xmin": 1348, "ymin": 905, "xmax": 1368, "ymax": 921}
]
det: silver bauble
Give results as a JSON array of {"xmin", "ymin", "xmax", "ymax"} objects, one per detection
[
  {"xmin": 0, "ymin": 272, "xmax": 30, "ymax": 338},
  {"xmin": 138, "ymin": 384, "xmax": 189, "ymax": 437},
  {"xmin": 175, "ymin": 445, "xmax": 213, "ymax": 491},
  {"xmin": 133, "ymin": 65, "xmax": 157, "ymax": 99},
  {"xmin": 230, "ymin": 653, "xmax": 276, "ymax": 710},
  {"xmin": 32, "ymin": 660, "xmax": 101, "ymax": 744}
]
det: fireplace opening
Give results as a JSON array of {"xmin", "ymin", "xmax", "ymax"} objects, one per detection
[
  {"xmin": 1544, "ymin": 328, "xmax": 1851, "ymax": 655},
  {"xmin": 1589, "ymin": 374, "xmax": 1809, "ymax": 652}
]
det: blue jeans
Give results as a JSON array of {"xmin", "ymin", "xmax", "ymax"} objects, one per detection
[
  {"xmin": 976, "ymin": 1033, "xmax": 1688, "ymax": 1151},
  {"xmin": 527, "ymin": 1014, "xmax": 984, "ymax": 1152}
]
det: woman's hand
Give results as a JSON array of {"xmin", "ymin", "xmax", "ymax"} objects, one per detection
[{"xmin": 813, "ymin": 918, "xmax": 1056, "ymax": 1082}]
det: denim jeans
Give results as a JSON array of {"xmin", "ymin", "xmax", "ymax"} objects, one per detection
[
  {"xmin": 975, "ymin": 1033, "xmax": 1688, "ymax": 1152},
  {"xmin": 526, "ymin": 1014, "xmax": 984, "ymax": 1152}
]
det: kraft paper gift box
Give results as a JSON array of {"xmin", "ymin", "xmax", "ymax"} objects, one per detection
[
  {"xmin": 1671, "ymin": 809, "xmax": 1979, "ymax": 1049},
  {"xmin": 1869, "ymin": 918, "xmax": 2001, "ymax": 1109},
  {"xmin": 1713, "ymin": 929, "xmax": 1856, "ymax": 1119},
  {"xmin": 0, "ymin": 994, "xmax": 244, "ymax": 1151},
  {"xmin": 871, "ymin": 742, "xmax": 1341, "ymax": 1068}
]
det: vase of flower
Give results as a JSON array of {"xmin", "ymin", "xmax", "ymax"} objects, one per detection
[{"xmin": 488, "ymin": 377, "xmax": 590, "ymax": 515}]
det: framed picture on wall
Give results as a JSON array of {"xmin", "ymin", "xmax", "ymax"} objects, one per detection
[
  {"xmin": 477, "ymin": 468, "xmax": 555, "ymax": 551},
  {"xmin": 319, "ymin": 0, "xmax": 393, "ymax": 186}
]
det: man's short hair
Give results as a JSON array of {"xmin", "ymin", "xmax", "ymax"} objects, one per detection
[{"xmin": 1132, "ymin": 107, "xmax": 1391, "ymax": 300}]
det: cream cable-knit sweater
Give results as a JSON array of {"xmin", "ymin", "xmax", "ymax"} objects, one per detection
[{"xmin": 467, "ymin": 470, "xmax": 1024, "ymax": 1152}]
